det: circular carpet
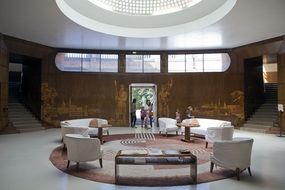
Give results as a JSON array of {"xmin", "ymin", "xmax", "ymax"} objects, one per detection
[{"xmin": 50, "ymin": 134, "xmax": 235, "ymax": 186}]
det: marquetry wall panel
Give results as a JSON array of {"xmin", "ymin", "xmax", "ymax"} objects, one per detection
[
  {"xmin": 0, "ymin": 34, "xmax": 8, "ymax": 131},
  {"xmin": 41, "ymin": 51, "xmax": 244, "ymax": 127},
  {"xmin": 278, "ymin": 40, "xmax": 285, "ymax": 131},
  {"xmin": 1, "ymin": 34, "xmax": 284, "ymax": 128},
  {"xmin": 232, "ymin": 37, "xmax": 284, "ymax": 121}
]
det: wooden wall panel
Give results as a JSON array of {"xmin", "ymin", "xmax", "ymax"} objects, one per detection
[
  {"xmin": 0, "ymin": 34, "xmax": 8, "ymax": 131},
  {"xmin": 278, "ymin": 40, "xmax": 285, "ymax": 131},
  {"xmin": 232, "ymin": 37, "xmax": 284, "ymax": 121},
  {"xmin": 1, "ymin": 35, "xmax": 283, "ymax": 129},
  {"xmin": 264, "ymin": 72, "xmax": 278, "ymax": 83},
  {"xmin": 233, "ymin": 37, "xmax": 283, "ymax": 59},
  {"xmin": 3, "ymin": 36, "xmax": 52, "ymax": 59},
  {"xmin": 41, "ymin": 52, "xmax": 244, "ymax": 127}
]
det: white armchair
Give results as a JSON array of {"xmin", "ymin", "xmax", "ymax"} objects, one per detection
[
  {"xmin": 158, "ymin": 117, "xmax": 179, "ymax": 136},
  {"xmin": 65, "ymin": 134, "xmax": 103, "ymax": 169},
  {"xmin": 205, "ymin": 125, "xmax": 234, "ymax": 148},
  {"xmin": 210, "ymin": 137, "xmax": 254, "ymax": 180},
  {"xmin": 61, "ymin": 123, "xmax": 89, "ymax": 147}
]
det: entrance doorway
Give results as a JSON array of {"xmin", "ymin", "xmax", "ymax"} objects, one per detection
[
  {"xmin": 9, "ymin": 62, "xmax": 23, "ymax": 101},
  {"xmin": 129, "ymin": 83, "xmax": 157, "ymax": 127},
  {"xmin": 244, "ymin": 56, "xmax": 264, "ymax": 119},
  {"xmin": 9, "ymin": 53, "xmax": 42, "ymax": 118}
]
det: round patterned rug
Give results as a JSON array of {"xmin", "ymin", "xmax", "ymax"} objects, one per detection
[{"xmin": 50, "ymin": 134, "xmax": 235, "ymax": 186}]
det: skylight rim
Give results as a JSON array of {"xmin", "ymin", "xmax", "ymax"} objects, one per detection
[{"xmin": 88, "ymin": 0, "xmax": 203, "ymax": 16}]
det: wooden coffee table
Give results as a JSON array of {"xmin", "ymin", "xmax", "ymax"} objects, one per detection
[
  {"xmin": 177, "ymin": 123, "xmax": 199, "ymax": 143},
  {"xmin": 115, "ymin": 149, "xmax": 197, "ymax": 184}
]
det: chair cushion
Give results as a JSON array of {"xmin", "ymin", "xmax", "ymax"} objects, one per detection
[
  {"xmin": 220, "ymin": 122, "xmax": 230, "ymax": 127},
  {"xmin": 191, "ymin": 119, "xmax": 200, "ymax": 126},
  {"xmin": 61, "ymin": 121, "xmax": 71, "ymax": 127},
  {"xmin": 89, "ymin": 119, "xmax": 98, "ymax": 128},
  {"xmin": 165, "ymin": 124, "xmax": 179, "ymax": 132}
]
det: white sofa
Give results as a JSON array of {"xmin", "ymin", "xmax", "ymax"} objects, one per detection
[
  {"xmin": 61, "ymin": 118, "xmax": 110, "ymax": 142},
  {"xmin": 158, "ymin": 117, "xmax": 179, "ymax": 136},
  {"xmin": 181, "ymin": 118, "xmax": 232, "ymax": 137}
]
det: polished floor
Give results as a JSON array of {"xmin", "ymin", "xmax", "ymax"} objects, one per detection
[{"xmin": 0, "ymin": 127, "xmax": 285, "ymax": 190}]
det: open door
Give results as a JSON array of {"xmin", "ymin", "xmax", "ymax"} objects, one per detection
[{"xmin": 129, "ymin": 83, "xmax": 157, "ymax": 127}]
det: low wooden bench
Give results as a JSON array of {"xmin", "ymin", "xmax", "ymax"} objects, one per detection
[{"xmin": 115, "ymin": 149, "xmax": 197, "ymax": 184}]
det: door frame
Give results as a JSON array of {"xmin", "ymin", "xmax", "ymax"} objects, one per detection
[{"xmin": 129, "ymin": 83, "xmax": 157, "ymax": 127}]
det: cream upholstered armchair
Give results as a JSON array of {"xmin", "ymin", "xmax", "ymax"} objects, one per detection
[
  {"xmin": 205, "ymin": 124, "xmax": 234, "ymax": 148},
  {"xmin": 61, "ymin": 123, "xmax": 89, "ymax": 147},
  {"xmin": 158, "ymin": 117, "xmax": 179, "ymax": 136},
  {"xmin": 210, "ymin": 137, "xmax": 254, "ymax": 180},
  {"xmin": 65, "ymin": 134, "xmax": 103, "ymax": 169}
]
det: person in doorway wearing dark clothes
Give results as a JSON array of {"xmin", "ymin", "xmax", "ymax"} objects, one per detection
[
  {"xmin": 140, "ymin": 106, "xmax": 146, "ymax": 127},
  {"xmin": 148, "ymin": 101, "xmax": 153, "ymax": 128},
  {"xmin": 130, "ymin": 98, "xmax": 137, "ymax": 127}
]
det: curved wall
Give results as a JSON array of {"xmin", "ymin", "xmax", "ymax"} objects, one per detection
[
  {"xmin": 41, "ymin": 50, "xmax": 244, "ymax": 127},
  {"xmin": 1, "ymin": 34, "xmax": 284, "ymax": 129}
]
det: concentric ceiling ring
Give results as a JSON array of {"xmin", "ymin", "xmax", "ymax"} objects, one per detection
[{"xmin": 56, "ymin": 0, "xmax": 237, "ymax": 38}]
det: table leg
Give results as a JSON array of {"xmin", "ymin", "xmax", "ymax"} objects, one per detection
[
  {"xmin": 115, "ymin": 159, "xmax": 118, "ymax": 184},
  {"xmin": 98, "ymin": 128, "xmax": 103, "ymax": 144},
  {"xmin": 181, "ymin": 127, "xmax": 194, "ymax": 143},
  {"xmin": 190, "ymin": 159, "xmax": 197, "ymax": 184},
  {"xmin": 185, "ymin": 127, "xmax": 190, "ymax": 141}
]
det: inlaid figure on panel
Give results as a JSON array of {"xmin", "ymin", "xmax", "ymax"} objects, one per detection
[
  {"xmin": 158, "ymin": 79, "xmax": 173, "ymax": 117},
  {"xmin": 41, "ymin": 83, "xmax": 58, "ymax": 124},
  {"xmin": 114, "ymin": 81, "xmax": 127, "ymax": 124}
]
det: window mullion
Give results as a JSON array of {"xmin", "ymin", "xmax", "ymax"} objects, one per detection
[{"xmin": 142, "ymin": 55, "xmax": 144, "ymax": 73}]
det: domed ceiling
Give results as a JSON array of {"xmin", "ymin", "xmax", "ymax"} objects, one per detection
[
  {"xmin": 56, "ymin": 0, "xmax": 236, "ymax": 37},
  {"xmin": 0, "ymin": 0, "xmax": 284, "ymax": 50}
]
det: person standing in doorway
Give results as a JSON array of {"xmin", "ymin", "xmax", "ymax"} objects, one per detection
[
  {"xmin": 130, "ymin": 98, "xmax": 137, "ymax": 127},
  {"xmin": 140, "ymin": 107, "xmax": 146, "ymax": 127},
  {"xmin": 149, "ymin": 102, "xmax": 153, "ymax": 128},
  {"xmin": 144, "ymin": 100, "xmax": 153, "ymax": 128}
]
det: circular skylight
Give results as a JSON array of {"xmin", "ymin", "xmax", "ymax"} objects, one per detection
[
  {"xmin": 56, "ymin": 0, "xmax": 237, "ymax": 38},
  {"xmin": 88, "ymin": 0, "xmax": 202, "ymax": 16}
]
